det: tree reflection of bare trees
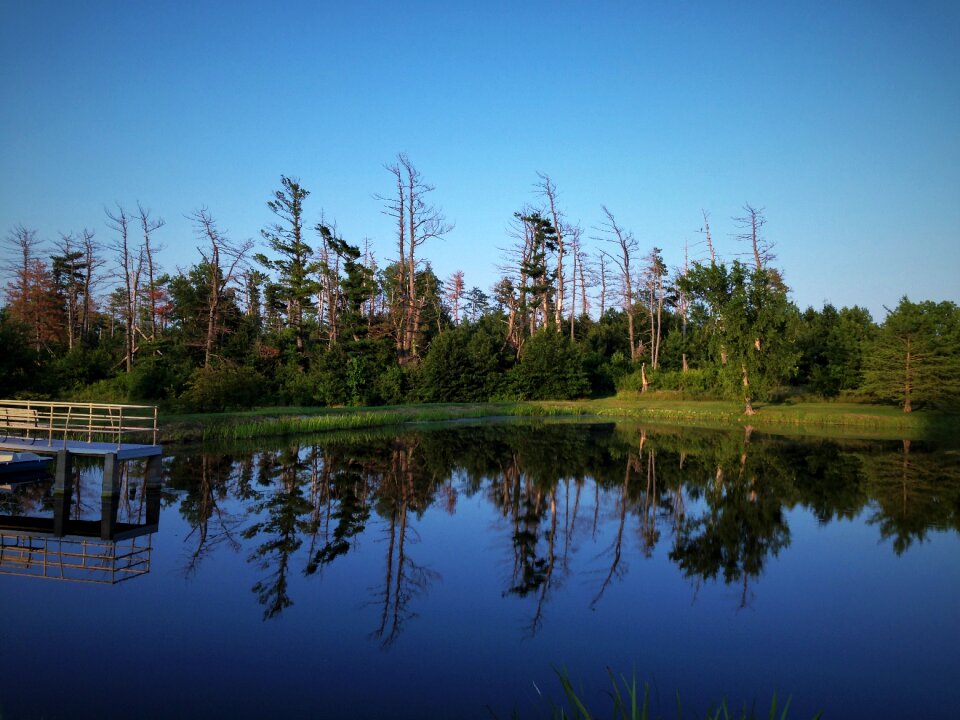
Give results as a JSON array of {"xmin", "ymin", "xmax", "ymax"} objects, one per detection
[
  {"xmin": 372, "ymin": 439, "xmax": 439, "ymax": 648},
  {"xmin": 180, "ymin": 454, "xmax": 243, "ymax": 576},
  {"xmin": 591, "ymin": 446, "xmax": 635, "ymax": 609},
  {"xmin": 163, "ymin": 423, "xmax": 960, "ymax": 638}
]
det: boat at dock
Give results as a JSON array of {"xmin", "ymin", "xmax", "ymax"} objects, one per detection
[{"xmin": 0, "ymin": 452, "xmax": 53, "ymax": 486}]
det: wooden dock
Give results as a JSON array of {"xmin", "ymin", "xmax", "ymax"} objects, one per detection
[{"xmin": 0, "ymin": 400, "xmax": 163, "ymax": 544}]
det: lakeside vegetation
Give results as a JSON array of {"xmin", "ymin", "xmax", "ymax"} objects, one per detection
[
  {"xmin": 159, "ymin": 398, "xmax": 957, "ymax": 445},
  {"xmin": 4, "ymin": 168, "xmax": 959, "ymax": 418}
]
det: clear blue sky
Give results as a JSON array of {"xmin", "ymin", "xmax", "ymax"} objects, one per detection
[{"xmin": 2, "ymin": 0, "xmax": 958, "ymax": 320}]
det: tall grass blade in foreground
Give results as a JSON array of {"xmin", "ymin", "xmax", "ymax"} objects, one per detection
[{"xmin": 550, "ymin": 670, "xmax": 821, "ymax": 720}]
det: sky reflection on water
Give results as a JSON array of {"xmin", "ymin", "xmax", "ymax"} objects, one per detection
[{"xmin": 1, "ymin": 421, "xmax": 958, "ymax": 719}]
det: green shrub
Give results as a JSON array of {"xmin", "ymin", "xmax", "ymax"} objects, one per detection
[
  {"xmin": 510, "ymin": 331, "xmax": 590, "ymax": 400},
  {"xmin": 179, "ymin": 364, "xmax": 267, "ymax": 412},
  {"xmin": 372, "ymin": 364, "xmax": 410, "ymax": 405},
  {"xmin": 127, "ymin": 355, "xmax": 193, "ymax": 401},
  {"xmin": 617, "ymin": 367, "xmax": 718, "ymax": 398},
  {"xmin": 65, "ymin": 375, "xmax": 131, "ymax": 403}
]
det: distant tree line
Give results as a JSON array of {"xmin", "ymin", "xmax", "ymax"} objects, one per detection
[{"xmin": 2, "ymin": 157, "xmax": 959, "ymax": 413}]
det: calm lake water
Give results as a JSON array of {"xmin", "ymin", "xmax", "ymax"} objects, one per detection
[{"xmin": 1, "ymin": 420, "xmax": 959, "ymax": 719}]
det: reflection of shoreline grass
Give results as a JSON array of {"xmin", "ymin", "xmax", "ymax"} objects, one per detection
[{"xmin": 159, "ymin": 398, "xmax": 958, "ymax": 444}]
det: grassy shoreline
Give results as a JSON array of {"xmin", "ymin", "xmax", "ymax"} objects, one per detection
[{"xmin": 158, "ymin": 397, "xmax": 959, "ymax": 444}]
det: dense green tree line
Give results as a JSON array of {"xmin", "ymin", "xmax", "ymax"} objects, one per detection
[{"xmin": 2, "ymin": 167, "xmax": 958, "ymax": 413}]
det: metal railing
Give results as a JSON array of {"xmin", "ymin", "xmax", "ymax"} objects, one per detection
[
  {"xmin": 0, "ymin": 533, "xmax": 152, "ymax": 584},
  {"xmin": 0, "ymin": 400, "xmax": 159, "ymax": 448}
]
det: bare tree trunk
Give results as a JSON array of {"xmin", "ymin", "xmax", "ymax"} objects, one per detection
[
  {"xmin": 538, "ymin": 174, "xmax": 565, "ymax": 331},
  {"xmin": 106, "ymin": 205, "xmax": 142, "ymax": 372},
  {"xmin": 137, "ymin": 204, "xmax": 165, "ymax": 342},
  {"xmin": 734, "ymin": 203, "xmax": 771, "ymax": 270},
  {"xmin": 597, "ymin": 206, "xmax": 638, "ymax": 360},
  {"xmin": 80, "ymin": 229, "xmax": 99, "ymax": 342},
  {"xmin": 579, "ymin": 245, "xmax": 590, "ymax": 319},
  {"xmin": 446, "ymin": 270, "xmax": 464, "ymax": 324},
  {"xmin": 742, "ymin": 363, "xmax": 755, "ymax": 415},
  {"xmin": 380, "ymin": 154, "xmax": 450, "ymax": 362},
  {"xmin": 680, "ymin": 239, "xmax": 689, "ymax": 372},
  {"xmin": 190, "ymin": 208, "xmax": 252, "ymax": 367},
  {"xmin": 701, "ymin": 209, "xmax": 715, "ymax": 264},
  {"xmin": 903, "ymin": 338, "xmax": 912, "ymax": 413},
  {"xmin": 598, "ymin": 253, "xmax": 608, "ymax": 318},
  {"xmin": 569, "ymin": 232, "xmax": 578, "ymax": 340}
]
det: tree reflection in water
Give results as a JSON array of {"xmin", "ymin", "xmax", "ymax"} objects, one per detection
[
  {"xmin": 243, "ymin": 444, "xmax": 315, "ymax": 618},
  {"xmin": 166, "ymin": 421, "xmax": 960, "ymax": 640},
  {"xmin": 370, "ymin": 437, "xmax": 440, "ymax": 648}
]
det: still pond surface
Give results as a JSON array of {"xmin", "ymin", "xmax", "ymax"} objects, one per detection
[{"xmin": 1, "ymin": 420, "xmax": 959, "ymax": 719}]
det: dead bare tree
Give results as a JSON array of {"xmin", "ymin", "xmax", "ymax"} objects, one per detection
[
  {"xmin": 79, "ymin": 229, "xmax": 101, "ymax": 341},
  {"xmin": 189, "ymin": 208, "xmax": 254, "ymax": 367},
  {"xmin": 361, "ymin": 238, "xmax": 379, "ymax": 324},
  {"xmin": 734, "ymin": 203, "xmax": 773, "ymax": 270},
  {"xmin": 643, "ymin": 247, "xmax": 667, "ymax": 369},
  {"xmin": 596, "ymin": 251, "xmax": 609, "ymax": 318},
  {"xmin": 378, "ymin": 154, "xmax": 452, "ymax": 361},
  {"xmin": 578, "ymin": 241, "xmax": 593, "ymax": 320},
  {"xmin": 3, "ymin": 224, "xmax": 40, "ymax": 304},
  {"xmin": 677, "ymin": 239, "xmax": 690, "ymax": 372},
  {"xmin": 537, "ymin": 173, "xmax": 567, "ymax": 331},
  {"xmin": 568, "ymin": 225, "xmax": 583, "ymax": 339},
  {"xmin": 2, "ymin": 224, "xmax": 61, "ymax": 352},
  {"xmin": 596, "ymin": 206, "xmax": 639, "ymax": 360},
  {"xmin": 315, "ymin": 216, "xmax": 342, "ymax": 347},
  {"xmin": 445, "ymin": 270, "xmax": 465, "ymax": 325},
  {"xmin": 106, "ymin": 204, "xmax": 143, "ymax": 372},
  {"xmin": 699, "ymin": 209, "xmax": 716, "ymax": 264},
  {"xmin": 137, "ymin": 203, "xmax": 165, "ymax": 342}
]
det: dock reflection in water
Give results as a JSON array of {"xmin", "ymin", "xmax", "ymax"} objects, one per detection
[{"xmin": 0, "ymin": 458, "xmax": 161, "ymax": 583}]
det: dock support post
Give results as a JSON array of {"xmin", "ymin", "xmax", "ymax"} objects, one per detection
[
  {"xmin": 102, "ymin": 452, "xmax": 121, "ymax": 496},
  {"xmin": 144, "ymin": 454, "xmax": 162, "ymax": 526},
  {"xmin": 54, "ymin": 448, "xmax": 73, "ymax": 493},
  {"xmin": 100, "ymin": 495, "xmax": 119, "ymax": 540},
  {"xmin": 145, "ymin": 454, "xmax": 162, "ymax": 488},
  {"xmin": 53, "ymin": 449, "xmax": 73, "ymax": 537},
  {"xmin": 100, "ymin": 452, "xmax": 121, "ymax": 540}
]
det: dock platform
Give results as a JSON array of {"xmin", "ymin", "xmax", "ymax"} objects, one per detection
[
  {"xmin": 0, "ymin": 436, "xmax": 161, "ymax": 461},
  {"xmin": 0, "ymin": 399, "xmax": 163, "ymax": 504}
]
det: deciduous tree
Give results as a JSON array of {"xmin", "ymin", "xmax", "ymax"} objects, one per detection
[{"xmin": 682, "ymin": 261, "xmax": 797, "ymax": 414}]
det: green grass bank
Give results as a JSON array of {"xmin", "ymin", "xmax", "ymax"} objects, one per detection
[{"xmin": 158, "ymin": 396, "xmax": 959, "ymax": 444}]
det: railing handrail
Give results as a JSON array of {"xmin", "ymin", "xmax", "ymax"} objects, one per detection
[
  {"xmin": 0, "ymin": 400, "xmax": 159, "ymax": 447},
  {"xmin": 0, "ymin": 400, "xmax": 155, "ymax": 411}
]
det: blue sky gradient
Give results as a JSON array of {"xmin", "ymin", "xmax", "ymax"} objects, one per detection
[{"xmin": 2, "ymin": 1, "xmax": 958, "ymax": 319}]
